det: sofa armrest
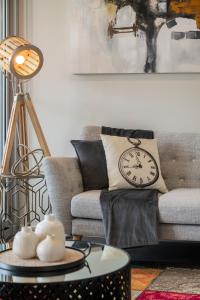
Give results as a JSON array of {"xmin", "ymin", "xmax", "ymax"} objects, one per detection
[{"xmin": 43, "ymin": 157, "xmax": 83, "ymax": 235}]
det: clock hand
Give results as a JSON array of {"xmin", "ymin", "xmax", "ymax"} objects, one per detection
[
  {"xmin": 124, "ymin": 165, "xmax": 140, "ymax": 169},
  {"xmin": 132, "ymin": 165, "xmax": 141, "ymax": 169},
  {"xmin": 136, "ymin": 154, "xmax": 142, "ymax": 168}
]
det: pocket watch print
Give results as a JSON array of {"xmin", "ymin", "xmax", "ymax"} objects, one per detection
[{"xmin": 118, "ymin": 138, "xmax": 159, "ymax": 188}]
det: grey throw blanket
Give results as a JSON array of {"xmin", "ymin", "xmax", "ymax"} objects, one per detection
[
  {"xmin": 100, "ymin": 189, "xmax": 159, "ymax": 248},
  {"xmin": 100, "ymin": 126, "xmax": 158, "ymax": 248}
]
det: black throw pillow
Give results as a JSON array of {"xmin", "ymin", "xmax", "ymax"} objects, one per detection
[
  {"xmin": 71, "ymin": 140, "xmax": 108, "ymax": 191},
  {"xmin": 102, "ymin": 126, "xmax": 154, "ymax": 139},
  {"xmin": 71, "ymin": 127, "xmax": 154, "ymax": 191}
]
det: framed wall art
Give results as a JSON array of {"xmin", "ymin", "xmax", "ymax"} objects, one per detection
[{"xmin": 71, "ymin": 0, "xmax": 200, "ymax": 73}]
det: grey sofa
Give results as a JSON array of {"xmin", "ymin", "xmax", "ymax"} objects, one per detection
[{"xmin": 44, "ymin": 126, "xmax": 200, "ymax": 242}]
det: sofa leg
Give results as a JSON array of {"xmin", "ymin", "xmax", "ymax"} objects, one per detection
[{"xmin": 72, "ymin": 235, "xmax": 82, "ymax": 241}]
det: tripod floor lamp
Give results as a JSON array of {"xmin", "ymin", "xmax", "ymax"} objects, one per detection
[{"xmin": 0, "ymin": 36, "xmax": 50, "ymax": 175}]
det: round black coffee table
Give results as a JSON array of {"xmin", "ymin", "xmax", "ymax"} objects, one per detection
[{"xmin": 0, "ymin": 241, "xmax": 131, "ymax": 300}]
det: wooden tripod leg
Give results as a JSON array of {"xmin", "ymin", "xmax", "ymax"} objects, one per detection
[
  {"xmin": 18, "ymin": 99, "xmax": 29, "ymax": 171},
  {"xmin": 1, "ymin": 95, "xmax": 22, "ymax": 174},
  {"xmin": 24, "ymin": 93, "xmax": 50, "ymax": 156}
]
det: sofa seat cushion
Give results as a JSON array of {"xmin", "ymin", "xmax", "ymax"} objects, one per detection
[
  {"xmin": 71, "ymin": 190, "xmax": 102, "ymax": 220},
  {"xmin": 159, "ymin": 188, "xmax": 200, "ymax": 225},
  {"xmin": 71, "ymin": 188, "xmax": 200, "ymax": 225}
]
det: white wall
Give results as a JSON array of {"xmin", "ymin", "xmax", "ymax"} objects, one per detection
[{"xmin": 27, "ymin": 0, "xmax": 200, "ymax": 156}]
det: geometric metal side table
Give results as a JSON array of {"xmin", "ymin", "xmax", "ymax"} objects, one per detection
[{"xmin": 0, "ymin": 173, "xmax": 51, "ymax": 243}]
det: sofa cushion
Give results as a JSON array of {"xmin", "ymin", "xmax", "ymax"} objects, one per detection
[
  {"xmin": 159, "ymin": 189, "xmax": 200, "ymax": 225},
  {"xmin": 71, "ymin": 140, "xmax": 108, "ymax": 191},
  {"xmin": 82, "ymin": 126, "xmax": 200, "ymax": 191},
  {"xmin": 71, "ymin": 190, "xmax": 102, "ymax": 220},
  {"xmin": 101, "ymin": 134, "xmax": 167, "ymax": 193},
  {"xmin": 71, "ymin": 189, "xmax": 200, "ymax": 225}
]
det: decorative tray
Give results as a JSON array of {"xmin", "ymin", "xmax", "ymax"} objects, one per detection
[{"xmin": 0, "ymin": 246, "xmax": 90, "ymax": 275}]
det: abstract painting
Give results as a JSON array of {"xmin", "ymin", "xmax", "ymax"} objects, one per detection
[{"xmin": 71, "ymin": 0, "xmax": 200, "ymax": 73}]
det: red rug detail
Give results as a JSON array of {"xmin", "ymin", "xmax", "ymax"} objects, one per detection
[{"xmin": 137, "ymin": 290, "xmax": 200, "ymax": 300}]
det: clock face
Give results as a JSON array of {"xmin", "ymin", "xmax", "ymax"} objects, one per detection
[{"xmin": 118, "ymin": 147, "xmax": 159, "ymax": 188}]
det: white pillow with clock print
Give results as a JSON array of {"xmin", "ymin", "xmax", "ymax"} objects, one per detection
[{"xmin": 100, "ymin": 134, "xmax": 167, "ymax": 193}]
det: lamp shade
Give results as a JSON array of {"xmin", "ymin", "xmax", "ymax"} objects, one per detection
[{"xmin": 0, "ymin": 36, "xmax": 43, "ymax": 80}]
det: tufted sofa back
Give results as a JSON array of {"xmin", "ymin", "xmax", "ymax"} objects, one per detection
[{"xmin": 81, "ymin": 126, "xmax": 200, "ymax": 191}]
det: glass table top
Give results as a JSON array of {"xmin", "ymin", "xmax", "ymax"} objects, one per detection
[{"xmin": 0, "ymin": 241, "xmax": 130, "ymax": 284}]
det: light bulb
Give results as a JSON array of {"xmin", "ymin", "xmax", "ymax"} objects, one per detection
[{"xmin": 15, "ymin": 55, "xmax": 25, "ymax": 65}]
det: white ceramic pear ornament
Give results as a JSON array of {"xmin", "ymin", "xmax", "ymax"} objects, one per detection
[
  {"xmin": 13, "ymin": 226, "xmax": 39, "ymax": 259},
  {"xmin": 35, "ymin": 214, "xmax": 65, "ymax": 244},
  {"xmin": 37, "ymin": 235, "xmax": 65, "ymax": 262}
]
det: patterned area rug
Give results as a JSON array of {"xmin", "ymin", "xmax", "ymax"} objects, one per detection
[{"xmin": 131, "ymin": 267, "xmax": 200, "ymax": 299}]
